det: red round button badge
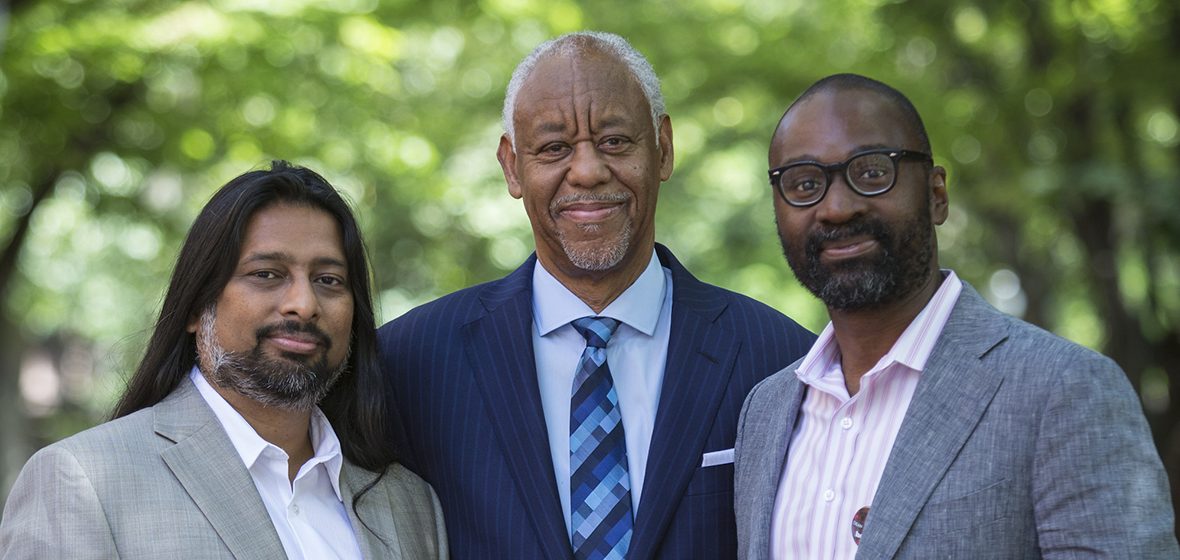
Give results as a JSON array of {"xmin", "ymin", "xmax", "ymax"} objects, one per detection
[{"xmin": 851, "ymin": 506, "xmax": 869, "ymax": 545}]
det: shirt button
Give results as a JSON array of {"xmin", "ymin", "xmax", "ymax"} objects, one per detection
[
  {"xmin": 840, "ymin": 417, "xmax": 853, "ymax": 430},
  {"xmin": 822, "ymin": 489, "xmax": 835, "ymax": 502},
  {"xmin": 290, "ymin": 503, "xmax": 300, "ymax": 515}
]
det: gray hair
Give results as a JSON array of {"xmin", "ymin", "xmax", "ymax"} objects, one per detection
[{"xmin": 501, "ymin": 31, "xmax": 666, "ymax": 148}]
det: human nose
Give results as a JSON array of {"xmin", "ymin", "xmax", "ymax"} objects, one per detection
[
  {"xmin": 565, "ymin": 142, "xmax": 611, "ymax": 188},
  {"xmin": 813, "ymin": 172, "xmax": 868, "ymax": 224},
  {"xmin": 279, "ymin": 276, "xmax": 319, "ymax": 321}
]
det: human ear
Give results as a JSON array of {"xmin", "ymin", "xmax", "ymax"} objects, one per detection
[
  {"xmin": 497, "ymin": 134, "xmax": 523, "ymax": 199},
  {"xmin": 929, "ymin": 165, "xmax": 948, "ymax": 225},
  {"xmin": 657, "ymin": 115, "xmax": 674, "ymax": 181}
]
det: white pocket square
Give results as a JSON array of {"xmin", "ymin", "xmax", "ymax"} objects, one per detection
[{"xmin": 700, "ymin": 448, "xmax": 735, "ymax": 467}]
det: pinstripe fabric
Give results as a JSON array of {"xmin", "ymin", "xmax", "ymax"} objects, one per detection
[
  {"xmin": 735, "ymin": 281, "xmax": 1179, "ymax": 559},
  {"xmin": 377, "ymin": 244, "xmax": 816, "ymax": 560}
]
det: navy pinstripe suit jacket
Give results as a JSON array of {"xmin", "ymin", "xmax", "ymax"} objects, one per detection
[{"xmin": 376, "ymin": 244, "xmax": 815, "ymax": 559}]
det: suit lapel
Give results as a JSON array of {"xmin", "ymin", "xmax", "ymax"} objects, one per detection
[
  {"xmin": 155, "ymin": 381, "xmax": 286, "ymax": 559},
  {"xmin": 742, "ymin": 367, "xmax": 807, "ymax": 559},
  {"xmin": 629, "ymin": 246, "xmax": 741, "ymax": 560},
  {"xmin": 465, "ymin": 256, "xmax": 575, "ymax": 560},
  {"xmin": 856, "ymin": 284, "xmax": 1008, "ymax": 559},
  {"xmin": 340, "ymin": 463, "xmax": 399, "ymax": 559}
]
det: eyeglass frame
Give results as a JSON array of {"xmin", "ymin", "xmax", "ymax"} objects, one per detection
[{"xmin": 768, "ymin": 148, "xmax": 934, "ymax": 208}]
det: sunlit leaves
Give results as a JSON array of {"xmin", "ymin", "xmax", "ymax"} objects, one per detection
[{"xmin": 1, "ymin": 0, "xmax": 1177, "ymax": 432}]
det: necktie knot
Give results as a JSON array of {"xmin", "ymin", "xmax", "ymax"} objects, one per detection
[{"xmin": 572, "ymin": 316, "xmax": 620, "ymax": 349}]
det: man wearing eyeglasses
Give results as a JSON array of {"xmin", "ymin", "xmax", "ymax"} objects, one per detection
[{"xmin": 734, "ymin": 73, "xmax": 1178, "ymax": 558}]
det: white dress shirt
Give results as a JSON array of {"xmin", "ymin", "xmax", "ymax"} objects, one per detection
[
  {"xmin": 771, "ymin": 271, "xmax": 962, "ymax": 559},
  {"xmin": 532, "ymin": 250, "xmax": 674, "ymax": 537},
  {"xmin": 190, "ymin": 368, "xmax": 363, "ymax": 560}
]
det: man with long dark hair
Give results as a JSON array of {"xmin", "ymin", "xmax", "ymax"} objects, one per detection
[{"xmin": 0, "ymin": 161, "xmax": 447, "ymax": 559}]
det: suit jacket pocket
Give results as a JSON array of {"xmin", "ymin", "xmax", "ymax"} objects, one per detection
[
  {"xmin": 909, "ymin": 478, "xmax": 1015, "ymax": 535},
  {"xmin": 685, "ymin": 462, "xmax": 734, "ymax": 496}
]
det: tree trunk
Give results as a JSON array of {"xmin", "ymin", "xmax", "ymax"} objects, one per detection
[{"xmin": 0, "ymin": 316, "xmax": 27, "ymax": 506}]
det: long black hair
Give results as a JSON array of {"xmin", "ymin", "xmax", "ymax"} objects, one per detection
[{"xmin": 112, "ymin": 161, "xmax": 396, "ymax": 471}]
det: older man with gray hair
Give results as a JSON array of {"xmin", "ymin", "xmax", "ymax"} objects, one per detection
[{"xmin": 377, "ymin": 31, "xmax": 814, "ymax": 559}]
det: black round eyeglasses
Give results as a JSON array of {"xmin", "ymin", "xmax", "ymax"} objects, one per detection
[{"xmin": 768, "ymin": 148, "xmax": 933, "ymax": 207}]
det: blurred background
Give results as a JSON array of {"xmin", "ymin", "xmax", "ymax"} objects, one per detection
[{"xmin": 1, "ymin": 0, "xmax": 1177, "ymax": 519}]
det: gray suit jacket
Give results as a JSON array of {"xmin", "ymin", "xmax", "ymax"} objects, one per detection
[
  {"xmin": 735, "ymin": 282, "xmax": 1178, "ymax": 559},
  {"xmin": 0, "ymin": 379, "xmax": 448, "ymax": 559}
]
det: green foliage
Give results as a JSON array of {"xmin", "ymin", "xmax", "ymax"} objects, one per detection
[{"xmin": 1, "ymin": 1, "xmax": 1177, "ymax": 467}]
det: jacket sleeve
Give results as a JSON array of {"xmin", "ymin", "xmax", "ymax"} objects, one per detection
[
  {"xmin": 0, "ymin": 445, "xmax": 120, "ymax": 559},
  {"xmin": 1032, "ymin": 353, "xmax": 1179, "ymax": 558}
]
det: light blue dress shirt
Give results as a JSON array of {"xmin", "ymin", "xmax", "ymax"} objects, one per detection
[{"xmin": 531, "ymin": 250, "xmax": 674, "ymax": 538}]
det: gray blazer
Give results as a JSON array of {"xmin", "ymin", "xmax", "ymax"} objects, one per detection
[
  {"xmin": 0, "ymin": 379, "xmax": 448, "ymax": 559},
  {"xmin": 735, "ymin": 283, "xmax": 1178, "ymax": 559}
]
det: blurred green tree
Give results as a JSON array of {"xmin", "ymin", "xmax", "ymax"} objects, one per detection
[{"xmin": 1, "ymin": 0, "xmax": 1176, "ymax": 519}]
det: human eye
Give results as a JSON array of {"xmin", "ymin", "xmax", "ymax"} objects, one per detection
[
  {"xmin": 248, "ymin": 270, "xmax": 281, "ymax": 280},
  {"xmin": 537, "ymin": 142, "xmax": 570, "ymax": 158},
  {"xmin": 315, "ymin": 274, "xmax": 347, "ymax": 287},
  {"xmin": 859, "ymin": 166, "xmax": 889, "ymax": 180},
  {"xmin": 783, "ymin": 166, "xmax": 824, "ymax": 195},
  {"xmin": 792, "ymin": 178, "xmax": 822, "ymax": 194},
  {"xmin": 599, "ymin": 136, "xmax": 631, "ymax": 151},
  {"xmin": 850, "ymin": 155, "xmax": 893, "ymax": 183}
]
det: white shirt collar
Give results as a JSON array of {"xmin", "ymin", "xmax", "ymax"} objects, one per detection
[
  {"xmin": 532, "ymin": 249, "xmax": 665, "ymax": 336},
  {"xmin": 188, "ymin": 367, "xmax": 345, "ymax": 500},
  {"xmin": 796, "ymin": 270, "xmax": 963, "ymax": 384}
]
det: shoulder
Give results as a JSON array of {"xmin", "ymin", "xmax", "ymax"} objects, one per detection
[
  {"xmin": 377, "ymin": 271, "xmax": 523, "ymax": 340},
  {"xmin": 352, "ymin": 463, "xmax": 446, "ymax": 533},
  {"xmin": 355, "ymin": 463, "xmax": 448, "ymax": 558},
  {"xmin": 746, "ymin": 358, "xmax": 804, "ymax": 406},
  {"xmin": 348, "ymin": 461, "xmax": 437, "ymax": 505},
  {"xmin": 7, "ymin": 407, "xmax": 161, "ymax": 510},
  {"xmin": 671, "ymin": 263, "xmax": 810, "ymax": 329},
  {"xmin": 380, "ymin": 462, "xmax": 437, "ymax": 499},
  {"xmin": 678, "ymin": 278, "xmax": 817, "ymax": 356},
  {"xmin": 382, "ymin": 282, "xmax": 490, "ymax": 328},
  {"xmin": 659, "ymin": 246, "xmax": 809, "ymax": 330},
  {"xmin": 974, "ymin": 304, "xmax": 1125, "ymax": 389},
  {"xmin": 946, "ymin": 284, "xmax": 1122, "ymax": 386},
  {"xmin": 970, "ymin": 315, "xmax": 1176, "ymax": 554},
  {"xmin": 33, "ymin": 408, "xmax": 158, "ymax": 465},
  {"xmin": 715, "ymin": 283, "xmax": 805, "ymax": 325},
  {"xmin": 1005, "ymin": 315, "xmax": 1114, "ymax": 368}
]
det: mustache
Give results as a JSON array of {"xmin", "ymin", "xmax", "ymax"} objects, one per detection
[
  {"xmin": 805, "ymin": 218, "xmax": 890, "ymax": 256},
  {"xmin": 255, "ymin": 320, "xmax": 331, "ymax": 349}
]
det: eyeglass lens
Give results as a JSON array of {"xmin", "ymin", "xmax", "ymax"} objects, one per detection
[{"xmin": 779, "ymin": 152, "xmax": 896, "ymax": 205}]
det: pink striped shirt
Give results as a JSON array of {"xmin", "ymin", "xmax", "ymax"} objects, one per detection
[{"xmin": 771, "ymin": 271, "xmax": 962, "ymax": 559}]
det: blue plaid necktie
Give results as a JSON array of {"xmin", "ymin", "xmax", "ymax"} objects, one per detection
[{"xmin": 569, "ymin": 316, "xmax": 633, "ymax": 560}]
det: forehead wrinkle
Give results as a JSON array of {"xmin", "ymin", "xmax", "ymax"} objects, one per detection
[
  {"xmin": 519, "ymin": 51, "xmax": 641, "ymax": 142},
  {"xmin": 516, "ymin": 57, "xmax": 578, "ymax": 137}
]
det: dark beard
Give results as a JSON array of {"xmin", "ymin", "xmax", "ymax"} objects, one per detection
[
  {"xmin": 780, "ymin": 208, "xmax": 935, "ymax": 311},
  {"xmin": 196, "ymin": 308, "xmax": 348, "ymax": 411}
]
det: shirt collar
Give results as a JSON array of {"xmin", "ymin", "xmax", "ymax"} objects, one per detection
[
  {"xmin": 532, "ymin": 249, "xmax": 665, "ymax": 336},
  {"xmin": 189, "ymin": 367, "xmax": 346, "ymax": 500},
  {"xmin": 796, "ymin": 270, "xmax": 963, "ymax": 384}
]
